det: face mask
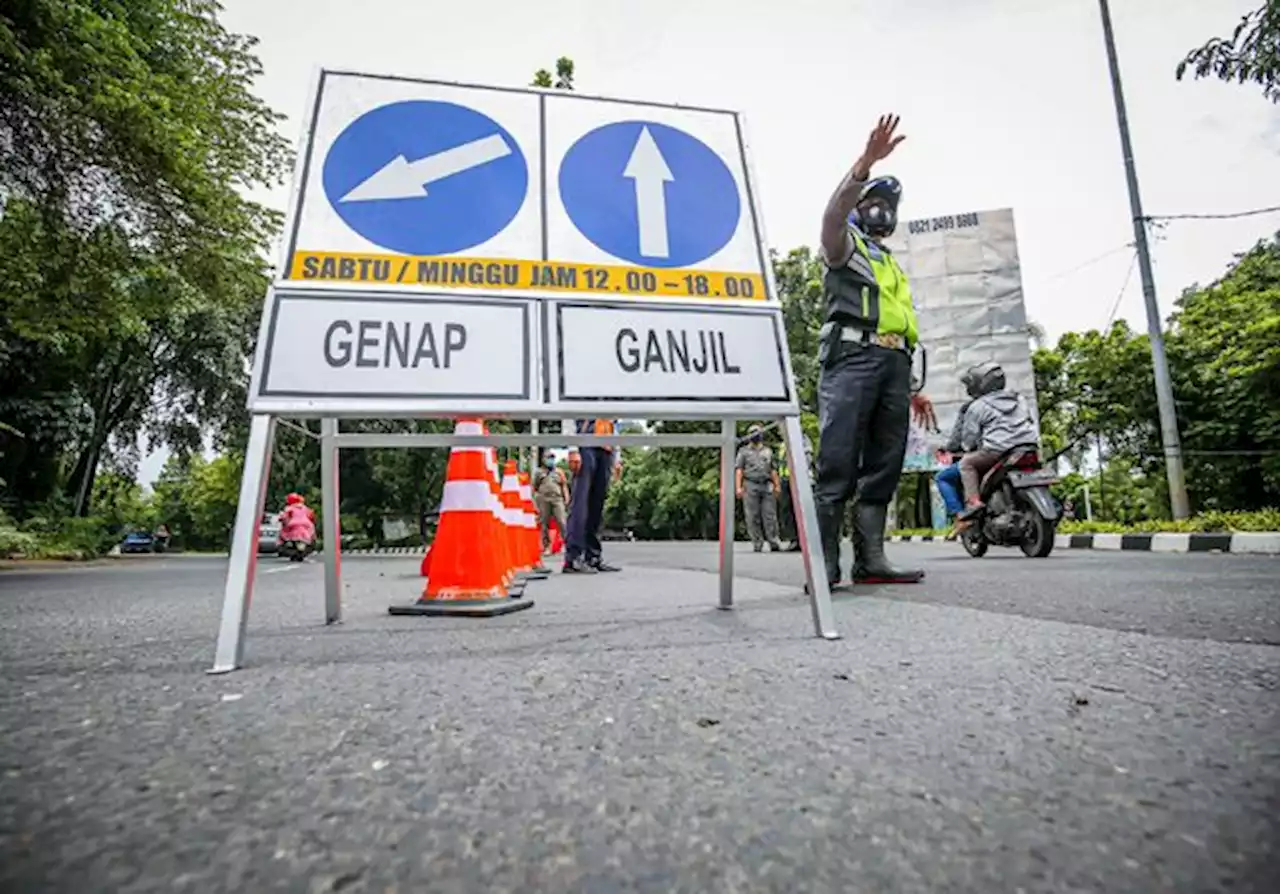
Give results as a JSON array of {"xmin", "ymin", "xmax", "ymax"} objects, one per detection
[
  {"xmin": 858, "ymin": 201, "xmax": 897, "ymax": 238},
  {"xmin": 749, "ymin": 433, "xmax": 762, "ymax": 443}
]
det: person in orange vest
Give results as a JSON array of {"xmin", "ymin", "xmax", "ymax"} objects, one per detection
[{"xmin": 563, "ymin": 419, "xmax": 622, "ymax": 574}]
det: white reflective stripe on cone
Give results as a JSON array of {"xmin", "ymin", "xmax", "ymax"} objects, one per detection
[
  {"xmin": 455, "ymin": 420, "xmax": 483, "ymax": 436},
  {"xmin": 439, "ymin": 479, "xmax": 494, "ymax": 512}
]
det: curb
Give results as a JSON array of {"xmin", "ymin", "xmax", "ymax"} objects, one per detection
[{"xmin": 888, "ymin": 532, "xmax": 1280, "ymax": 554}]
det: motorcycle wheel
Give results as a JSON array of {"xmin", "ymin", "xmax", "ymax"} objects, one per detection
[
  {"xmin": 961, "ymin": 528, "xmax": 988, "ymax": 558},
  {"xmin": 1020, "ymin": 514, "xmax": 1056, "ymax": 558}
]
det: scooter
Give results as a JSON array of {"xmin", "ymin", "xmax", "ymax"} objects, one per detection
[
  {"xmin": 277, "ymin": 513, "xmax": 316, "ymax": 562},
  {"xmin": 959, "ymin": 442, "xmax": 1061, "ymax": 559},
  {"xmin": 277, "ymin": 536, "xmax": 313, "ymax": 562}
]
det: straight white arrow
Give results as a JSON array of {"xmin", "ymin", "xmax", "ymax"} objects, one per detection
[
  {"xmin": 340, "ymin": 133, "xmax": 512, "ymax": 203},
  {"xmin": 623, "ymin": 126, "xmax": 674, "ymax": 259}
]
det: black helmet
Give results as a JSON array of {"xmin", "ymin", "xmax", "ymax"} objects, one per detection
[
  {"xmin": 850, "ymin": 176, "xmax": 902, "ymax": 238},
  {"xmin": 961, "ymin": 361, "xmax": 1006, "ymax": 398}
]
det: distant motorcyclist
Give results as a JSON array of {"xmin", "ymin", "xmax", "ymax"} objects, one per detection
[
  {"xmin": 278, "ymin": 493, "xmax": 316, "ymax": 546},
  {"xmin": 954, "ymin": 362, "xmax": 1037, "ymax": 526}
]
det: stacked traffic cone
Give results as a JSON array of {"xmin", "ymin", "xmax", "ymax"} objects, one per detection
[
  {"xmin": 480, "ymin": 427, "xmax": 517, "ymax": 591},
  {"xmin": 500, "ymin": 461, "xmax": 531, "ymax": 575},
  {"xmin": 390, "ymin": 419, "xmax": 532, "ymax": 618},
  {"xmin": 518, "ymin": 471, "xmax": 549, "ymax": 574}
]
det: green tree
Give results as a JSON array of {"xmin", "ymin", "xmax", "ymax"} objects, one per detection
[
  {"xmin": 1166, "ymin": 234, "xmax": 1280, "ymax": 509},
  {"xmin": 0, "ymin": 0, "xmax": 291, "ymax": 516},
  {"xmin": 531, "ymin": 57, "xmax": 575, "ymax": 90},
  {"xmin": 1177, "ymin": 1, "xmax": 1280, "ymax": 103}
]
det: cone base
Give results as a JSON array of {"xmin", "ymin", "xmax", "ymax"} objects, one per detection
[{"xmin": 388, "ymin": 598, "xmax": 534, "ymax": 618}]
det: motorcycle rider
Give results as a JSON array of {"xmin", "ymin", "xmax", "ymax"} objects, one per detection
[
  {"xmin": 815, "ymin": 114, "xmax": 935, "ymax": 587},
  {"xmin": 954, "ymin": 362, "xmax": 1038, "ymax": 526},
  {"xmin": 278, "ymin": 493, "xmax": 316, "ymax": 553},
  {"xmin": 933, "ymin": 397, "xmax": 972, "ymax": 538}
]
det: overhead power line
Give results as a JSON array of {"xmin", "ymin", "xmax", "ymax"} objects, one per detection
[
  {"xmin": 1043, "ymin": 241, "xmax": 1135, "ymax": 283},
  {"xmin": 1103, "ymin": 251, "xmax": 1139, "ymax": 329},
  {"xmin": 1145, "ymin": 204, "xmax": 1280, "ymax": 222}
]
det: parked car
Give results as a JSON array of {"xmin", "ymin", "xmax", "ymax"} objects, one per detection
[
  {"xmin": 119, "ymin": 531, "xmax": 155, "ymax": 554},
  {"xmin": 258, "ymin": 514, "xmax": 280, "ymax": 555}
]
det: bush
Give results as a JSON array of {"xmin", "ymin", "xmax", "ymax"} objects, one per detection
[
  {"xmin": 0, "ymin": 511, "xmax": 40, "ymax": 558},
  {"xmin": 1060, "ymin": 508, "xmax": 1280, "ymax": 534},
  {"xmin": 890, "ymin": 509, "xmax": 1280, "ymax": 538}
]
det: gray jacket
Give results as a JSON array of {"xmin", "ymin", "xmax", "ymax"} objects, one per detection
[{"xmin": 961, "ymin": 391, "xmax": 1037, "ymax": 454}]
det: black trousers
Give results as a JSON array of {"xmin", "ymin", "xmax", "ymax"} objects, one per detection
[
  {"xmin": 566, "ymin": 447, "xmax": 613, "ymax": 563},
  {"xmin": 814, "ymin": 344, "xmax": 911, "ymax": 515}
]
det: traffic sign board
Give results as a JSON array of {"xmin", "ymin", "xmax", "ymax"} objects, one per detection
[
  {"xmin": 321, "ymin": 100, "xmax": 528, "ymax": 256},
  {"xmin": 252, "ymin": 289, "xmax": 534, "ymax": 411},
  {"xmin": 552, "ymin": 301, "xmax": 791, "ymax": 404},
  {"xmin": 558, "ymin": 121, "xmax": 741, "ymax": 268},
  {"xmin": 219, "ymin": 73, "xmax": 840, "ymax": 674},
  {"xmin": 544, "ymin": 94, "xmax": 763, "ymax": 285}
]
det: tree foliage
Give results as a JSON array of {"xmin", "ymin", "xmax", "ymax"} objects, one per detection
[
  {"xmin": 1177, "ymin": 1, "xmax": 1280, "ymax": 103},
  {"xmin": 1035, "ymin": 234, "xmax": 1280, "ymax": 516},
  {"xmin": 531, "ymin": 57, "xmax": 575, "ymax": 91},
  {"xmin": 0, "ymin": 0, "xmax": 291, "ymax": 516}
]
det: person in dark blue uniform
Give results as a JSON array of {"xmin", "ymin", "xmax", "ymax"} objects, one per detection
[{"xmin": 563, "ymin": 418, "xmax": 622, "ymax": 574}]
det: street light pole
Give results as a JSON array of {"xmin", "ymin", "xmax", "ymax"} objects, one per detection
[{"xmin": 1097, "ymin": 0, "xmax": 1191, "ymax": 520}]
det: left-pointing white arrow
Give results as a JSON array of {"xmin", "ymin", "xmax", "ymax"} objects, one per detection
[{"xmin": 340, "ymin": 133, "xmax": 513, "ymax": 203}]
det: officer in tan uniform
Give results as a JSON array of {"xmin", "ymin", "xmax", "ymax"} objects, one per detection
[{"xmin": 735, "ymin": 424, "xmax": 782, "ymax": 552}]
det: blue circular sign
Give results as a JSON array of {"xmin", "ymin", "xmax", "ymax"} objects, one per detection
[
  {"xmin": 322, "ymin": 100, "xmax": 528, "ymax": 256},
  {"xmin": 558, "ymin": 121, "xmax": 741, "ymax": 268}
]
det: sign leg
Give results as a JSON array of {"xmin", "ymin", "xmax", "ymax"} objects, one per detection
[
  {"xmin": 208, "ymin": 414, "xmax": 277, "ymax": 674},
  {"xmin": 321, "ymin": 417, "xmax": 342, "ymax": 625},
  {"xmin": 783, "ymin": 416, "xmax": 840, "ymax": 640},
  {"xmin": 718, "ymin": 418, "xmax": 736, "ymax": 610}
]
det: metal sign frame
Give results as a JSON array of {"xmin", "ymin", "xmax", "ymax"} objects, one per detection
[{"xmin": 209, "ymin": 70, "xmax": 838, "ymax": 674}]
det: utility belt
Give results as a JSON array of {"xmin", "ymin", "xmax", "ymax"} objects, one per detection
[
  {"xmin": 839, "ymin": 325, "xmax": 912, "ymax": 353},
  {"xmin": 818, "ymin": 320, "xmax": 913, "ymax": 368}
]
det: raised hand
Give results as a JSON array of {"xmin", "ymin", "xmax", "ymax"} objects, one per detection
[{"xmin": 863, "ymin": 114, "xmax": 906, "ymax": 165}]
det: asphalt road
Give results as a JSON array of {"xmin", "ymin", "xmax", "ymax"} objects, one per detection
[{"xmin": 1, "ymin": 543, "xmax": 1276, "ymax": 893}]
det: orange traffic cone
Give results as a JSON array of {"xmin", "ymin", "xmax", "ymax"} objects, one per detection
[
  {"xmin": 419, "ymin": 544, "xmax": 431, "ymax": 578},
  {"xmin": 480, "ymin": 429, "xmax": 516, "ymax": 589},
  {"xmin": 389, "ymin": 419, "xmax": 532, "ymax": 618},
  {"xmin": 500, "ymin": 461, "xmax": 529, "ymax": 575},
  {"xmin": 518, "ymin": 471, "xmax": 550, "ymax": 575}
]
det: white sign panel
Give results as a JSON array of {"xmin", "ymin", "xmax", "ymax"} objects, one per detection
[
  {"xmin": 883, "ymin": 207, "xmax": 1039, "ymax": 470},
  {"xmin": 553, "ymin": 302, "xmax": 791, "ymax": 403},
  {"xmin": 277, "ymin": 70, "xmax": 769, "ymax": 303},
  {"xmin": 254, "ymin": 291, "xmax": 531, "ymax": 406}
]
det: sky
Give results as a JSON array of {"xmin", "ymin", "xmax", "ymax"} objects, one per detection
[{"xmin": 139, "ymin": 0, "xmax": 1280, "ymax": 485}]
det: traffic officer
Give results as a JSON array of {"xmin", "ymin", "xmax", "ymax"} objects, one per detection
[
  {"xmin": 563, "ymin": 418, "xmax": 621, "ymax": 574},
  {"xmin": 815, "ymin": 114, "xmax": 935, "ymax": 587},
  {"xmin": 734, "ymin": 424, "xmax": 782, "ymax": 552}
]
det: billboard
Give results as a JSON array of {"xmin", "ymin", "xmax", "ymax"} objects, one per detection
[{"xmin": 884, "ymin": 207, "xmax": 1040, "ymax": 473}]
